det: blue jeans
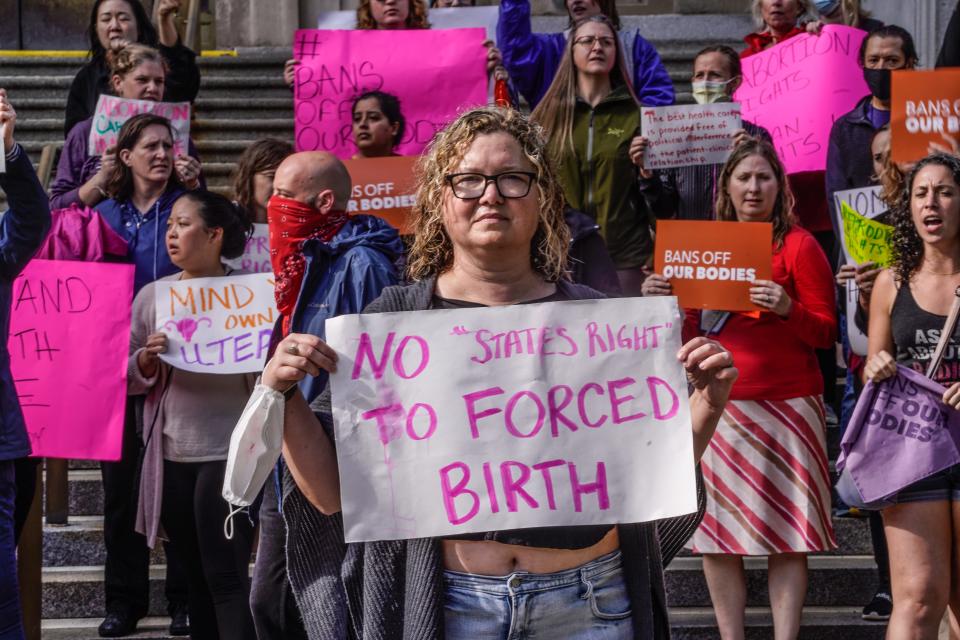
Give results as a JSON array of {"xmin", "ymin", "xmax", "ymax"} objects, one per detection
[
  {"xmin": 443, "ymin": 550, "xmax": 633, "ymax": 639},
  {"xmin": 0, "ymin": 460, "xmax": 23, "ymax": 640}
]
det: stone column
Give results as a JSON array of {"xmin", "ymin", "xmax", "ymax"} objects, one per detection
[{"xmin": 215, "ymin": 0, "xmax": 300, "ymax": 47}]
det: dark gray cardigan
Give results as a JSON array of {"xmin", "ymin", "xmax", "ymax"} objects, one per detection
[{"xmin": 283, "ymin": 277, "xmax": 705, "ymax": 639}]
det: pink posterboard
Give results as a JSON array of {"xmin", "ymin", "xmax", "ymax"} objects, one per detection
[
  {"xmin": 10, "ymin": 260, "xmax": 134, "ymax": 460},
  {"xmin": 734, "ymin": 25, "xmax": 869, "ymax": 174},
  {"xmin": 293, "ymin": 28, "xmax": 488, "ymax": 158}
]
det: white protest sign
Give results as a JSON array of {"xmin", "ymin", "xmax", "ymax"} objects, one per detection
[
  {"xmin": 224, "ymin": 224, "xmax": 271, "ymax": 274},
  {"xmin": 155, "ymin": 273, "xmax": 276, "ymax": 374},
  {"xmin": 89, "ymin": 95, "xmax": 191, "ymax": 157},
  {"xmin": 640, "ymin": 103, "xmax": 741, "ymax": 170},
  {"xmin": 832, "ymin": 186, "xmax": 888, "ymax": 356},
  {"xmin": 316, "ymin": 6, "xmax": 498, "ymax": 41},
  {"xmin": 326, "ymin": 296, "xmax": 698, "ymax": 543}
]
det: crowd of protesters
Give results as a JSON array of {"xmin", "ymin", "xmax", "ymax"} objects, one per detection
[{"xmin": 0, "ymin": 0, "xmax": 958, "ymax": 639}]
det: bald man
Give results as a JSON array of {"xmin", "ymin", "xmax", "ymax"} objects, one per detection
[{"xmin": 248, "ymin": 150, "xmax": 403, "ymax": 640}]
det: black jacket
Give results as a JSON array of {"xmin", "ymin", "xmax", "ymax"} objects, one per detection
[
  {"xmin": 826, "ymin": 95, "xmax": 880, "ymax": 236},
  {"xmin": 937, "ymin": 1, "xmax": 960, "ymax": 68},
  {"xmin": 565, "ymin": 207, "xmax": 622, "ymax": 297},
  {"xmin": 64, "ymin": 41, "xmax": 201, "ymax": 137}
]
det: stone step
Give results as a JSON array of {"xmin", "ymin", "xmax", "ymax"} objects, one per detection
[
  {"xmin": 42, "ymin": 616, "xmax": 174, "ymax": 640},
  {"xmin": 665, "ymin": 555, "xmax": 880, "ymax": 608},
  {"xmin": 42, "ymin": 566, "xmax": 169, "ymax": 619},
  {"xmin": 669, "ymin": 606, "xmax": 886, "ymax": 639},
  {"xmin": 10, "ymin": 97, "xmax": 293, "ymax": 121},
  {"xmin": 43, "ymin": 516, "xmax": 164, "ymax": 567}
]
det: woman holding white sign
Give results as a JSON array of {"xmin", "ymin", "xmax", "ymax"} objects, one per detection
[
  {"xmin": 52, "ymin": 44, "xmax": 204, "ymax": 212},
  {"xmin": 256, "ymin": 106, "xmax": 738, "ymax": 638},
  {"xmin": 129, "ymin": 190, "xmax": 257, "ymax": 640},
  {"xmin": 643, "ymin": 138, "xmax": 838, "ymax": 639}
]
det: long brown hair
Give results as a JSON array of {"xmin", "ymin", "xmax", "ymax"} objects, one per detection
[
  {"xmin": 406, "ymin": 106, "xmax": 570, "ymax": 283},
  {"xmin": 530, "ymin": 15, "xmax": 638, "ymax": 166},
  {"xmin": 105, "ymin": 113, "xmax": 182, "ymax": 201},
  {"xmin": 356, "ymin": 0, "xmax": 430, "ymax": 29},
  {"xmin": 232, "ymin": 139, "xmax": 294, "ymax": 222},
  {"xmin": 715, "ymin": 137, "xmax": 796, "ymax": 247}
]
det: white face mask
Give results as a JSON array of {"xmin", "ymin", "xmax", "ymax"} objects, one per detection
[
  {"xmin": 221, "ymin": 384, "xmax": 287, "ymax": 538},
  {"xmin": 691, "ymin": 79, "xmax": 735, "ymax": 105}
]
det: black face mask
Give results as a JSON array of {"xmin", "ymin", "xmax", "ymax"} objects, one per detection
[{"xmin": 863, "ymin": 67, "xmax": 892, "ymax": 101}]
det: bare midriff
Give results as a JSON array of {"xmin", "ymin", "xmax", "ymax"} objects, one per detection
[{"xmin": 441, "ymin": 528, "xmax": 619, "ymax": 576}]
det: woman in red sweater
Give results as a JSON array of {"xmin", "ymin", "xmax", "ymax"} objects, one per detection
[{"xmin": 643, "ymin": 138, "xmax": 837, "ymax": 639}]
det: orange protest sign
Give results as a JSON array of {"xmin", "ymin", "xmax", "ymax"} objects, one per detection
[
  {"xmin": 654, "ymin": 220, "xmax": 772, "ymax": 312},
  {"xmin": 891, "ymin": 69, "xmax": 960, "ymax": 163},
  {"xmin": 343, "ymin": 155, "xmax": 419, "ymax": 234}
]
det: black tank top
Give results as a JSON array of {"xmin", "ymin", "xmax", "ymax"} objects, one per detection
[{"xmin": 891, "ymin": 284, "xmax": 960, "ymax": 386}]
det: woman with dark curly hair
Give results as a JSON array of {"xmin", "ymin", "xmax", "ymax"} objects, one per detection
[{"xmin": 863, "ymin": 152, "xmax": 960, "ymax": 637}]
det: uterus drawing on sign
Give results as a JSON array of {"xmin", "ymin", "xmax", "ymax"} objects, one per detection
[{"xmin": 164, "ymin": 317, "xmax": 212, "ymax": 343}]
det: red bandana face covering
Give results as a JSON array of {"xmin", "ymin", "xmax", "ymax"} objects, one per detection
[{"xmin": 267, "ymin": 195, "xmax": 349, "ymax": 335}]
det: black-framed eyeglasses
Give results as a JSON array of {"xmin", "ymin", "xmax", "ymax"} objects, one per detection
[{"xmin": 445, "ymin": 172, "xmax": 537, "ymax": 199}]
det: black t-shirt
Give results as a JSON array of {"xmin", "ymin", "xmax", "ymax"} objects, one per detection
[{"xmin": 431, "ymin": 289, "xmax": 614, "ymax": 550}]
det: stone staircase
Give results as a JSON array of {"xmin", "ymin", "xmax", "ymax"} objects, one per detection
[{"xmin": 0, "ymin": 14, "xmax": 884, "ymax": 637}]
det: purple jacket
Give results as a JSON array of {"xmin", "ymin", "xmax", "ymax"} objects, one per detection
[{"xmin": 49, "ymin": 117, "xmax": 204, "ymax": 211}]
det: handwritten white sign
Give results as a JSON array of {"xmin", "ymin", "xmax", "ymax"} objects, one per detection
[
  {"xmin": 89, "ymin": 95, "xmax": 191, "ymax": 157},
  {"xmin": 325, "ymin": 296, "xmax": 698, "ymax": 543},
  {"xmin": 224, "ymin": 223, "xmax": 271, "ymax": 274},
  {"xmin": 833, "ymin": 186, "xmax": 889, "ymax": 356},
  {"xmin": 155, "ymin": 273, "xmax": 276, "ymax": 374},
  {"xmin": 640, "ymin": 103, "xmax": 741, "ymax": 170}
]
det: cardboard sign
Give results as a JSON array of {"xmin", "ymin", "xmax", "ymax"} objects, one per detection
[
  {"xmin": 891, "ymin": 68, "xmax": 960, "ymax": 163},
  {"xmin": 316, "ymin": 6, "xmax": 499, "ymax": 42},
  {"xmin": 224, "ymin": 224, "xmax": 271, "ymax": 274},
  {"xmin": 10, "ymin": 260, "xmax": 134, "ymax": 460},
  {"xmin": 640, "ymin": 103, "xmax": 742, "ymax": 169},
  {"xmin": 654, "ymin": 220, "xmax": 773, "ymax": 312},
  {"xmin": 155, "ymin": 273, "xmax": 276, "ymax": 374},
  {"xmin": 832, "ymin": 186, "xmax": 889, "ymax": 356},
  {"xmin": 839, "ymin": 201, "xmax": 893, "ymax": 267},
  {"xmin": 293, "ymin": 28, "xmax": 488, "ymax": 159},
  {"xmin": 343, "ymin": 155, "xmax": 418, "ymax": 233},
  {"xmin": 734, "ymin": 25, "xmax": 869, "ymax": 174},
  {"xmin": 325, "ymin": 297, "xmax": 697, "ymax": 542},
  {"xmin": 89, "ymin": 95, "xmax": 191, "ymax": 156}
]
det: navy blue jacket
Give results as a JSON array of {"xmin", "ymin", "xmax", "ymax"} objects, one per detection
[
  {"xmin": 0, "ymin": 145, "xmax": 53, "ymax": 460},
  {"xmin": 498, "ymin": 0, "xmax": 675, "ymax": 109},
  {"xmin": 96, "ymin": 186, "xmax": 186, "ymax": 294},
  {"xmin": 826, "ymin": 95, "xmax": 880, "ymax": 237},
  {"xmin": 291, "ymin": 215, "xmax": 403, "ymax": 403}
]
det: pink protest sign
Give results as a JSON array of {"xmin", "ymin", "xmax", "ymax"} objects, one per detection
[
  {"xmin": 734, "ymin": 25, "xmax": 869, "ymax": 174},
  {"xmin": 10, "ymin": 259, "xmax": 134, "ymax": 460},
  {"xmin": 293, "ymin": 28, "xmax": 488, "ymax": 158},
  {"xmin": 325, "ymin": 297, "xmax": 697, "ymax": 542}
]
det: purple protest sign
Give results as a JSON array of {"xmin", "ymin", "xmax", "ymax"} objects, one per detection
[
  {"xmin": 838, "ymin": 365, "xmax": 960, "ymax": 503},
  {"xmin": 293, "ymin": 28, "xmax": 488, "ymax": 159}
]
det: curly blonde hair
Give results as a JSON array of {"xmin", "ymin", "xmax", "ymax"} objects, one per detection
[
  {"xmin": 715, "ymin": 137, "xmax": 796, "ymax": 248},
  {"xmin": 406, "ymin": 107, "xmax": 571, "ymax": 283},
  {"xmin": 105, "ymin": 43, "xmax": 168, "ymax": 80},
  {"xmin": 356, "ymin": 0, "xmax": 430, "ymax": 29}
]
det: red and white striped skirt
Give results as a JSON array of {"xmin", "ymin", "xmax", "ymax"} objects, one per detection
[{"xmin": 690, "ymin": 396, "xmax": 837, "ymax": 555}]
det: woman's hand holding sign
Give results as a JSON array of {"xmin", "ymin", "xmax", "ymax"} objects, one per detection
[
  {"xmin": 262, "ymin": 333, "xmax": 338, "ymax": 394},
  {"xmin": 640, "ymin": 273, "xmax": 671, "ymax": 297},
  {"xmin": 749, "ymin": 279, "xmax": 792, "ymax": 317},
  {"xmin": 629, "ymin": 135, "xmax": 653, "ymax": 179},
  {"xmin": 864, "ymin": 350, "xmax": 897, "ymax": 383},
  {"xmin": 678, "ymin": 337, "xmax": 738, "ymax": 461},
  {"xmin": 137, "ymin": 332, "xmax": 169, "ymax": 379}
]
